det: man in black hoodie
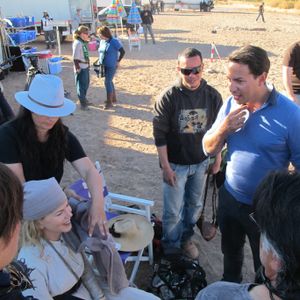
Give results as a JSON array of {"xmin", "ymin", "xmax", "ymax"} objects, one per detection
[{"xmin": 153, "ymin": 48, "xmax": 222, "ymax": 259}]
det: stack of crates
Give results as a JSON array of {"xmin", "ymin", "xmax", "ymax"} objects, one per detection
[{"xmin": 7, "ymin": 16, "xmax": 36, "ymax": 45}]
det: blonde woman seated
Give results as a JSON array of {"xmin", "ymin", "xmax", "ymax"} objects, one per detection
[{"xmin": 18, "ymin": 178, "xmax": 160, "ymax": 300}]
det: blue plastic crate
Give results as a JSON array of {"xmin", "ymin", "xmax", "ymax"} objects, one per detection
[
  {"xmin": 23, "ymin": 16, "xmax": 35, "ymax": 26},
  {"xmin": 8, "ymin": 33, "xmax": 18, "ymax": 44},
  {"xmin": 8, "ymin": 17, "xmax": 26, "ymax": 27},
  {"xmin": 25, "ymin": 30, "xmax": 36, "ymax": 41},
  {"xmin": 18, "ymin": 31, "xmax": 27, "ymax": 43},
  {"xmin": 9, "ymin": 31, "xmax": 27, "ymax": 45}
]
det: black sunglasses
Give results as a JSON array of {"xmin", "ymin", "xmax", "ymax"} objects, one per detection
[{"xmin": 180, "ymin": 65, "xmax": 202, "ymax": 76}]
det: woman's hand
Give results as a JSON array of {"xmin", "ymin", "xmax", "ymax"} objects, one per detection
[
  {"xmin": 89, "ymin": 200, "xmax": 108, "ymax": 237},
  {"xmin": 71, "ymin": 157, "xmax": 108, "ymax": 237}
]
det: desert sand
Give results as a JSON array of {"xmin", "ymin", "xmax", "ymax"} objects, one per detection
[{"xmin": 2, "ymin": 2, "xmax": 300, "ymax": 291}]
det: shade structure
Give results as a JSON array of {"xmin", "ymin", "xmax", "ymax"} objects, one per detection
[
  {"xmin": 127, "ymin": 1, "xmax": 142, "ymax": 25},
  {"xmin": 106, "ymin": 0, "xmax": 127, "ymax": 25}
]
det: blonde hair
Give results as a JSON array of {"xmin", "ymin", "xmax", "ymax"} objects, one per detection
[
  {"xmin": 20, "ymin": 220, "xmax": 44, "ymax": 248},
  {"xmin": 73, "ymin": 25, "xmax": 89, "ymax": 40}
]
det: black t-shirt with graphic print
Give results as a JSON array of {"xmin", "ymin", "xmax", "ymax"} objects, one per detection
[{"xmin": 153, "ymin": 79, "xmax": 222, "ymax": 165}]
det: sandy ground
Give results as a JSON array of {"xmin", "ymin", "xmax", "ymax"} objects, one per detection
[{"xmin": 2, "ymin": 2, "xmax": 300, "ymax": 292}]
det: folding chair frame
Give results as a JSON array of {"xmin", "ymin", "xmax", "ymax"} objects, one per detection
[{"xmin": 70, "ymin": 161, "xmax": 154, "ymax": 284}]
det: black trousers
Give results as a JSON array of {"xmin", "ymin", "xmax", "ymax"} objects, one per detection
[{"xmin": 217, "ymin": 185, "xmax": 261, "ymax": 283}]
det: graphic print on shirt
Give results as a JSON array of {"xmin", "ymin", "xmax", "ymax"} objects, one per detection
[{"xmin": 179, "ymin": 109, "xmax": 207, "ymax": 133}]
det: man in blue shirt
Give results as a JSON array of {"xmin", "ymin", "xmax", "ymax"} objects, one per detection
[{"xmin": 203, "ymin": 45, "xmax": 300, "ymax": 283}]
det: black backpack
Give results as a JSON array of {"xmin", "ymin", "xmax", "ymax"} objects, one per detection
[{"xmin": 151, "ymin": 255, "xmax": 207, "ymax": 299}]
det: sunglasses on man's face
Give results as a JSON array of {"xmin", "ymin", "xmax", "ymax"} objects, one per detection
[{"xmin": 180, "ymin": 65, "xmax": 202, "ymax": 76}]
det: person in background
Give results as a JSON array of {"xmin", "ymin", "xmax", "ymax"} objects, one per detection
[
  {"xmin": 153, "ymin": 47, "xmax": 222, "ymax": 259},
  {"xmin": 72, "ymin": 8, "xmax": 82, "ymax": 33},
  {"xmin": 196, "ymin": 171, "xmax": 300, "ymax": 299},
  {"xmin": 203, "ymin": 45, "xmax": 300, "ymax": 283},
  {"xmin": 155, "ymin": 1, "xmax": 160, "ymax": 14},
  {"xmin": 256, "ymin": 2, "xmax": 265, "ymax": 22},
  {"xmin": 18, "ymin": 177, "xmax": 160, "ymax": 300},
  {"xmin": 97, "ymin": 26, "xmax": 125, "ymax": 110},
  {"xmin": 149, "ymin": 0, "xmax": 155, "ymax": 14},
  {"xmin": 282, "ymin": 41, "xmax": 300, "ymax": 104},
  {"xmin": 160, "ymin": 0, "xmax": 165, "ymax": 12},
  {"xmin": 0, "ymin": 74, "xmax": 107, "ymax": 237},
  {"xmin": 0, "ymin": 163, "xmax": 36, "ymax": 300},
  {"xmin": 41, "ymin": 11, "xmax": 56, "ymax": 49},
  {"xmin": 141, "ymin": 5, "xmax": 156, "ymax": 44},
  {"xmin": 73, "ymin": 25, "xmax": 93, "ymax": 110}
]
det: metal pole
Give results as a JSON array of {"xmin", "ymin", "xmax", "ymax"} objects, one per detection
[
  {"xmin": 120, "ymin": 17, "xmax": 123, "ymax": 36},
  {"xmin": 55, "ymin": 26, "xmax": 61, "ymax": 56},
  {"xmin": 90, "ymin": 0, "xmax": 96, "ymax": 33}
]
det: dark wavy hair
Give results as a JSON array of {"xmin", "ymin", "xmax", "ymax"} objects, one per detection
[
  {"xmin": 253, "ymin": 171, "xmax": 300, "ymax": 299},
  {"xmin": 15, "ymin": 107, "xmax": 67, "ymax": 180},
  {"xmin": 228, "ymin": 45, "xmax": 270, "ymax": 77},
  {"xmin": 0, "ymin": 163, "xmax": 23, "ymax": 243}
]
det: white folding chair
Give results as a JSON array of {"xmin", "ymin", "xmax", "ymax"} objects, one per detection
[
  {"xmin": 69, "ymin": 161, "xmax": 154, "ymax": 284},
  {"xmin": 128, "ymin": 32, "xmax": 141, "ymax": 51}
]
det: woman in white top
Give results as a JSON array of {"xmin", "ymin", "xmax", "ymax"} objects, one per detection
[
  {"xmin": 72, "ymin": 26, "xmax": 92, "ymax": 110},
  {"xmin": 18, "ymin": 178, "xmax": 160, "ymax": 300}
]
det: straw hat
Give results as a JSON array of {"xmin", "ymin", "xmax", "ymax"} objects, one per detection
[
  {"xmin": 15, "ymin": 75, "xmax": 76, "ymax": 117},
  {"xmin": 108, "ymin": 214, "xmax": 154, "ymax": 252}
]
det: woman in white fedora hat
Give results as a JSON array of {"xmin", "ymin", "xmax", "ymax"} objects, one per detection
[
  {"xmin": 0, "ymin": 74, "xmax": 106, "ymax": 237},
  {"xmin": 18, "ymin": 177, "xmax": 160, "ymax": 300}
]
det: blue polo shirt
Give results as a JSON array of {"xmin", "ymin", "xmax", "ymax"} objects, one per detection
[
  {"xmin": 98, "ymin": 37, "xmax": 122, "ymax": 68},
  {"xmin": 204, "ymin": 87, "xmax": 300, "ymax": 205}
]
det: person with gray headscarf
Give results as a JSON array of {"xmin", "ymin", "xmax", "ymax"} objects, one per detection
[{"xmin": 18, "ymin": 177, "xmax": 160, "ymax": 300}]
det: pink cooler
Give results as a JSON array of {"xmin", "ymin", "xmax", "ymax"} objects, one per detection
[{"xmin": 88, "ymin": 41, "xmax": 97, "ymax": 51}]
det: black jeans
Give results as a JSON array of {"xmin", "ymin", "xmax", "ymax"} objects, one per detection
[{"xmin": 217, "ymin": 185, "xmax": 261, "ymax": 283}]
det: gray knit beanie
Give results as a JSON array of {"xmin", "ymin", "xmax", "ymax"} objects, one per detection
[{"xmin": 23, "ymin": 177, "xmax": 67, "ymax": 221}]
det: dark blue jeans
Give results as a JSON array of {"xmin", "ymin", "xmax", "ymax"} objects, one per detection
[
  {"xmin": 217, "ymin": 185, "xmax": 261, "ymax": 283},
  {"xmin": 75, "ymin": 68, "xmax": 90, "ymax": 104},
  {"xmin": 104, "ymin": 66, "xmax": 116, "ymax": 94}
]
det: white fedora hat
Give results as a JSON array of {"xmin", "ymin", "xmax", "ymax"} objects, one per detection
[
  {"xmin": 108, "ymin": 214, "xmax": 154, "ymax": 252},
  {"xmin": 15, "ymin": 74, "xmax": 76, "ymax": 117}
]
